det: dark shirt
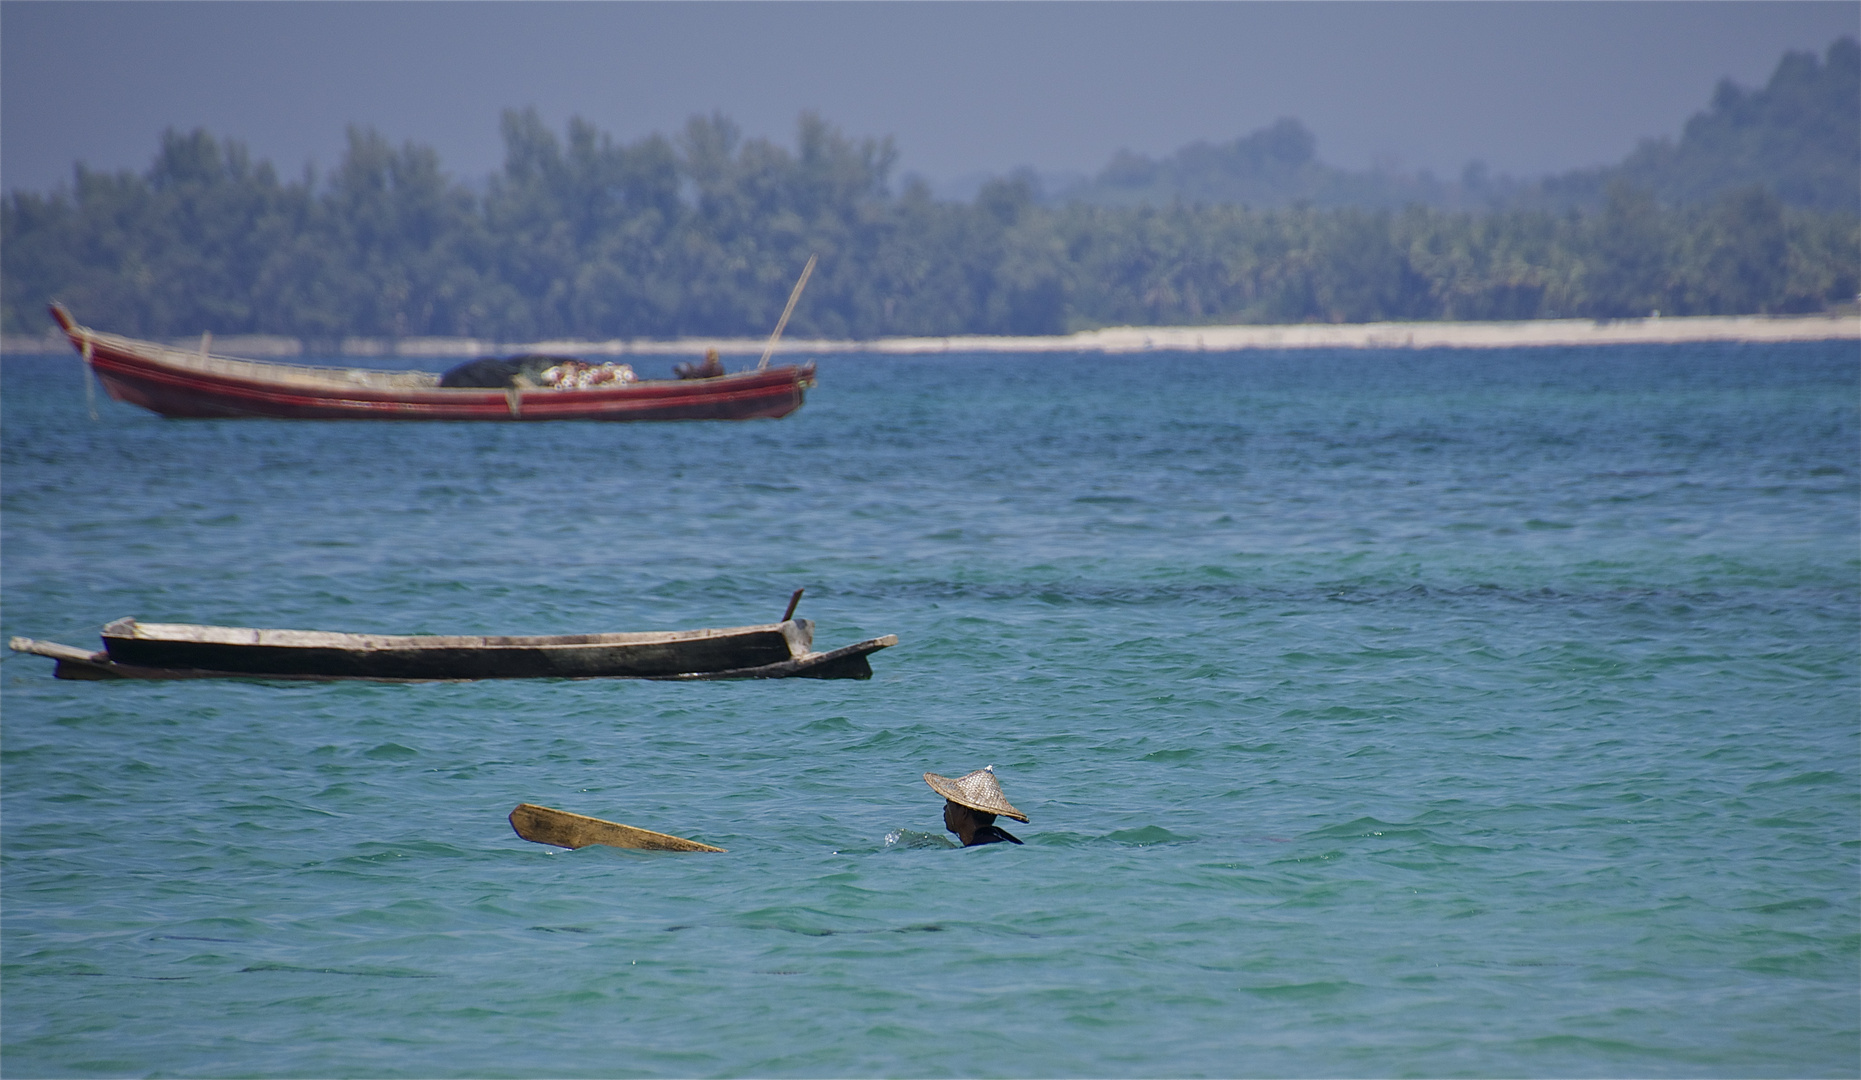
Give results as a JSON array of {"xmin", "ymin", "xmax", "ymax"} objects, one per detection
[{"xmin": 965, "ymin": 824, "xmax": 1023, "ymax": 846}]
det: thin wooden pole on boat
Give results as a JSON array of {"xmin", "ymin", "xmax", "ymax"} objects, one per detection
[
  {"xmin": 757, "ymin": 254, "xmax": 817, "ymax": 371},
  {"xmin": 783, "ymin": 588, "xmax": 805, "ymax": 622}
]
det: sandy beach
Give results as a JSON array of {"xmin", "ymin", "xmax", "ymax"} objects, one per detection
[{"xmin": 4, "ymin": 312, "xmax": 1855, "ymax": 359}]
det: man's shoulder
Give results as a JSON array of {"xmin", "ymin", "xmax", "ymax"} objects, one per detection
[{"xmin": 974, "ymin": 824, "xmax": 1023, "ymax": 845}]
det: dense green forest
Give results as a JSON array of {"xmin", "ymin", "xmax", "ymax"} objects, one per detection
[
  {"xmin": 4, "ymin": 39, "xmax": 1856, "ymax": 342},
  {"xmin": 1544, "ymin": 36, "xmax": 1860, "ymax": 214}
]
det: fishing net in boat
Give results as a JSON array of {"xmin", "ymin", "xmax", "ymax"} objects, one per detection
[
  {"xmin": 540, "ymin": 360, "xmax": 636, "ymax": 389},
  {"xmin": 438, "ymin": 355, "xmax": 635, "ymax": 389}
]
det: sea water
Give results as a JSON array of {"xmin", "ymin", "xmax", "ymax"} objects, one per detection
[{"xmin": 2, "ymin": 343, "xmax": 1855, "ymax": 1078}]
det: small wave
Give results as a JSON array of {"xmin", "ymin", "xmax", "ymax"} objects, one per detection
[
  {"xmin": 1240, "ymin": 979, "xmax": 1354, "ymax": 999},
  {"xmin": 239, "ymin": 963, "xmax": 437, "ymax": 979},
  {"xmin": 363, "ymin": 742, "xmax": 419, "ymax": 760},
  {"xmin": 1303, "ymin": 816, "xmax": 1430, "ymax": 840},
  {"xmin": 884, "ymin": 828, "xmax": 956, "ymax": 850},
  {"xmin": 1519, "ymin": 1033, "xmax": 1672, "ymax": 1057},
  {"xmin": 1738, "ymin": 950, "xmax": 1839, "ymax": 975},
  {"xmin": 1748, "ymin": 770, "xmax": 1850, "ymax": 791},
  {"xmin": 1104, "ymin": 826, "xmax": 1194, "ymax": 846},
  {"xmin": 1746, "ymin": 897, "xmax": 1833, "ymax": 913}
]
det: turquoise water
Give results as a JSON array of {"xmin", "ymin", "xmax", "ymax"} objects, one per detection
[{"xmin": 2, "ymin": 343, "xmax": 1856, "ymax": 1078}]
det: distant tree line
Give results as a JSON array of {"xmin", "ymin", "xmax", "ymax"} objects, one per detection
[
  {"xmin": 1066, "ymin": 37, "xmax": 1860, "ymax": 216},
  {"xmin": 4, "ymin": 85, "xmax": 1857, "ymax": 342}
]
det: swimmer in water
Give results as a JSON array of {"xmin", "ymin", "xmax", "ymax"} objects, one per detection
[{"xmin": 923, "ymin": 766, "xmax": 1027, "ymax": 846}]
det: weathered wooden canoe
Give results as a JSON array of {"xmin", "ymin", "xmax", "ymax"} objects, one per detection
[
  {"xmin": 46, "ymin": 305, "xmax": 813, "ymax": 422},
  {"xmin": 510, "ymin": 803, "xmax": 724, "ymax": 852},
  {"xmin": 8, "ymin": 616, "xmax": 896, "ymax": 682}
]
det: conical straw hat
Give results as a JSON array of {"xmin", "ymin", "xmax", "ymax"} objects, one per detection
[{"xmin": 923, "ymin": 765, "xmax": 1027, "ymax": 822}]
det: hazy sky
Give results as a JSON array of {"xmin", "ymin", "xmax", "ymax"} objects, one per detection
[{"xmin": 3, "ymin": 1, "xmax": 1855, "ymax": 196}]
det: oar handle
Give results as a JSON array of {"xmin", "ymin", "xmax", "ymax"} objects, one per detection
[{"xmin": 782, "ymin": 588, "xmax": 805, "ymax": 622}]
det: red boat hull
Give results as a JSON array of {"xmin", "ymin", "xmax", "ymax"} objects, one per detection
[{"xmin": 50, "ymin": 307, "xmax": 813, "ymax": 422}]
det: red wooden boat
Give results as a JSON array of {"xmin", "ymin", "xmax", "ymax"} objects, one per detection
[{"xmin": 46, "ymin": 305, "xmax": 814, "ymax": 422}]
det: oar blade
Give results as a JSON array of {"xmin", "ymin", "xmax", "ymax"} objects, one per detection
[{"xmin": 509, "ymin": 803, "xmax": 725, "ymax": 852}]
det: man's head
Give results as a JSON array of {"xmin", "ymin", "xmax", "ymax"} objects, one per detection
[{"xmin": 942, "ymin": 799, "xmax": 997, "ymax": 837}]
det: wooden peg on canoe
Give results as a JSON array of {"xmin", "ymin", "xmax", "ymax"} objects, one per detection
[
  {"xmin": 509, "ymin": 803, "xmax": 725, "ymax": 852},
  {"xmin": 782, "ymin": 588, "xmax": 805, "ymax": 623}
]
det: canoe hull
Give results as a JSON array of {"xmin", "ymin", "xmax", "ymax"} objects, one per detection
[
  {"xmin": 100, "ymin": 620, "xmax": 805, "ymax": 680},
  {"xmin": 51, "ymin": 306, "xmax": 812, "ymax": 422},
  {"xmin": 34, "ymin": 634, "xmax": 892, "ymax": 683},
  {"xmin": 6, "ymin": 617, "xmax": 897, "ymax": 682}
]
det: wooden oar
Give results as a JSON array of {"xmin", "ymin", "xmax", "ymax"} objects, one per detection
[
  {"xmin": 782, "ymin": 587, "xmax": 805, "ymax": 622},
  {"xmin": 509, "ymin": 803, "xmax": 725, "ymax": 852},
  {"xmin": 756, "ymin": 253, "xmax": 817, "ymax": 370}
]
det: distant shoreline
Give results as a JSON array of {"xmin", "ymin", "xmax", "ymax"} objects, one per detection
[{"xmin": 5, "ymin": 313, "xmax": 1855, "ymax": 359}]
